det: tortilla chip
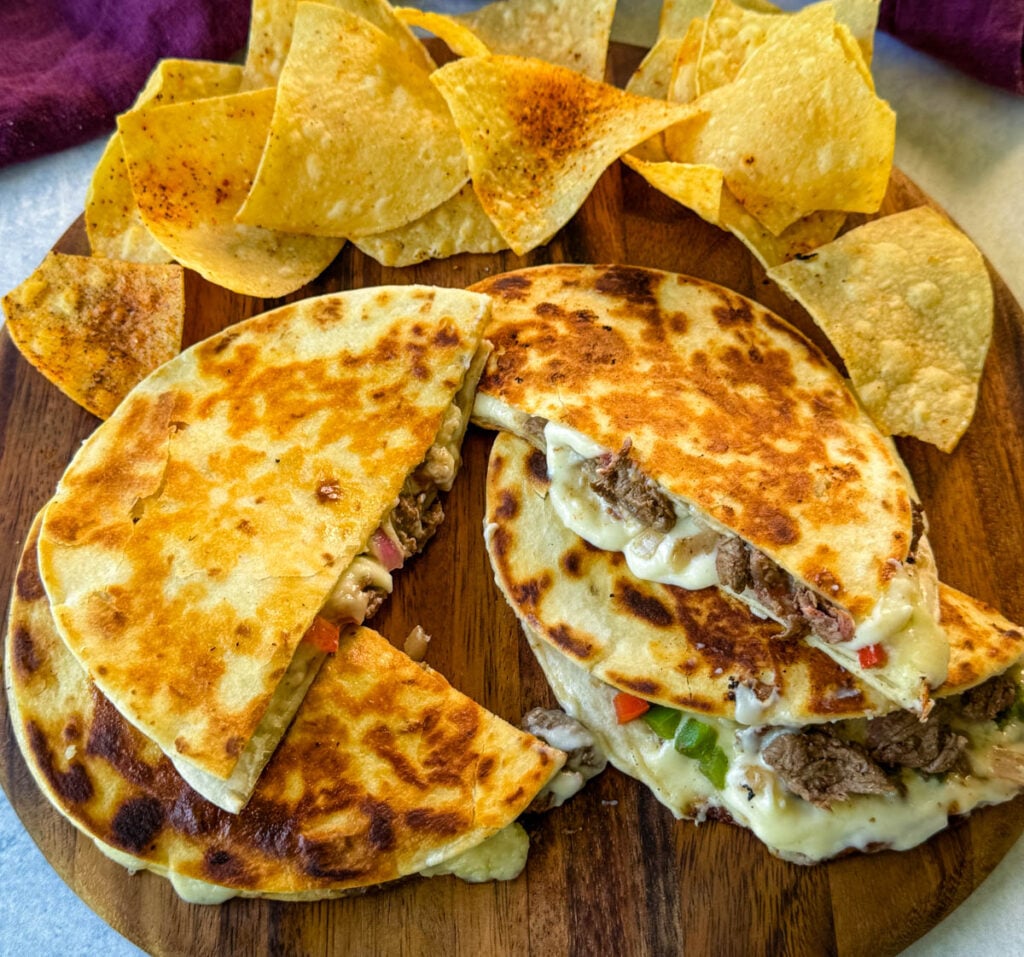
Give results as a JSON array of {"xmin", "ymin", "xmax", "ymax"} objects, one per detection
[
  {"xmin": 621, "ymin": 156, "xmax": 724, "ymax": 224},
  {"xmin": 394, "ymin": 7, "xmax": 491, "ymax": 56},
  {"xmin": 623, "ymin": 31, "xmax": 699, "ymax": 163},
  {"xmin": 241, "ymin": 0, "xmax": 434, "ymax": 90},
  {"xmin": 451, "ymin": 0, "xmax": 616, "ymax": 80},
  {"xmin": 657, "ymin": 0, "xmax": 778, "ymax": 40},
  {"xmin": 832, "ymin": 0, "xmax": 881, "ymax": 62},
  {"xmin": 695, "ymin": 0, "xmax": 782, "ymax": 96},
  {"xmin": 352, "ymin": 183, "xmax": 507, "ymax": 266},
  {"xmin": 118, "ymin": 88, "xmax": 343, "ymax": 297},
  {"xmin": 767, "ymin": 206, "xmax": 994, "ymax": 452},
  {"xmin": 719, "ymin": 190, "xmax": 846, "ymax": 268},
  {"xmin": 85, "ymin": 59, "xmax": 243, "ymax": 262},
  {"xmin": 665, "ymin": 6, "xmax": 894, "ymax": 235},
  {"xmin": 236, "ymin": 4, "xmax": 467, "ymax": 238},
  {"xmin": 431, "ymin": 55, "xmax": 701, "ymax": 255},
  {"xmin": 2, "ymin": 252, "xmax": 184, "ymax": 419}
]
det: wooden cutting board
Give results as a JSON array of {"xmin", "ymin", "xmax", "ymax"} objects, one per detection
[{"xmin": 2, "ymin": 43, "xmax": 1023, "ymax": 957}]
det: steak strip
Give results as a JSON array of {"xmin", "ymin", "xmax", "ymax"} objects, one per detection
[
  {"xmin": 866, "ymin": 705, "xmax": 968, "ymax": 775},
  {"xmin": 761, "ymin": 728, "xmax": 895, "ymax": 808},
  {"xmin": 581, "ymin": 439, "xmax": 677, "ymax": 533}
]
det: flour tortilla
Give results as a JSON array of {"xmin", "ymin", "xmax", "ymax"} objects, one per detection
[
  {"xmin": 485, "ymin": 431, "xmax": 1024, "ymax": 723},
  {"xmin": 8, "ymin": 510, "xmax": 563, "ymax": 901},
  {"xmin": 37, "ymin": 285, "xmax": 490, "ymax": 811},
  {"xmin": 469, "ymin": 264, "xmax": 947, "ymax": 711}
]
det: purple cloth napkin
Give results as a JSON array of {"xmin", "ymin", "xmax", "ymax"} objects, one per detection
[
  {"xmin": 879, "ymin": 0, "xmax": 1024, "ymax": 95},
  {"xmin": 0, "ymin": 0, "xmax": 250, "ymax": 167}
]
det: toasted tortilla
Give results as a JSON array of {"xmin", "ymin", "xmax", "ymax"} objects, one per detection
[
  {"xmin": 8, "ymin": 511, "xmax": 563, "ymax": 901},
  {"xmin": 485, "ymin": 431, "xmax": 1024, "ymax": 724},
  {"xmin": 469, "ymin": 264, "xmax": 947, "ymax": 711},
  {"xmin": 37, "ymin": 285, "xmax": 490, "ymax": 811}
]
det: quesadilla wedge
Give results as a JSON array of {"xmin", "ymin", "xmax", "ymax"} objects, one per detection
[
  {"xmin": 37, "ymin": 285, "xmax": 491, "ymax": 812},
  {"xmin": 7, "ymin": 510, "xmax": 565, "ymax": 902},
  {"xmin": 470, "ymin": 264, "xmax": 946, "ymax": 713},
  {"xmin": 486, "ymin": 430, "xmax": 1024, "ymax": 863}
]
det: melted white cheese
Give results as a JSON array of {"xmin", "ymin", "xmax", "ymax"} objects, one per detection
[
  {"xmin": 542, "ymin": 419, "xmax": 946, "ymax": 700},
  {"xmin": 419, "ymin": 823, "xmax": 530, "ymax": 883},
  {"xmin": 526, "ymin": 618, "xmax": 1024, "ymax": 863}
]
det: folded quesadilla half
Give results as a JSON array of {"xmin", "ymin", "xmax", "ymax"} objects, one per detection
[
  {"xmin": 486, "ymin": 431, "xmax": 1024, "ymax": 862},
  {"xmin": 8, "ymin": 509, "xmax": 565, "ymax": 901},
  {"xmin": 37, "ymin": 285, "xmax": 491, "ymax": 812},
  {"xmin": 470, "ymin": 264, "xmax": 947, "ymax": 712}
]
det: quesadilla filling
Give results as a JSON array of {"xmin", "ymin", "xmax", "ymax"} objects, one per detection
[
  {"xmin": 532, "ymin": 418, "xmax": 934, "ymax": 663},
  {"xmin": 533, "ymin": 618, "xmax": 1024, "ymax": 863},
  {"xmin": 317, "ymin": 346, "xmax": 490, "ymax": 630}
]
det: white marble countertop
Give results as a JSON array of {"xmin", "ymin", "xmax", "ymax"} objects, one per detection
[{"xmin": 1, "ymin": 3, "xmax": 1022, "ymax": 955}]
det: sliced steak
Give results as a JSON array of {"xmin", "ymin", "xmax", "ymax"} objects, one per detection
[
  {"xmin": 716, "ymin": 536, "xmax": 750, "ymax": 593},
  {"xmin": 521, "ymin": 708, "xmax": 607, "ymax": 812},
  {"xmin": 748, "ymin": 548, "xmax": 800, "ymax": 623},
  {"xmin": 761, "ymin": 728, "xmax": 895, "ymax": 808},
  {"xmin": 390, "ymin": 492, "xmax": 444, "ymax": 559},
  {"xmin": 866, "ymin": 706, "xmax": 968, "ymax": 775},
  {"xmin": 581, "ymin": 439, "xmax": 677, "ymax": 533},
  {"xmin": 958, "ymin": 673, "xmax": 1019, "ymax": 722},
  {"xmin": 794, "ymin": 586, "xmax": 856, "ymax": 644}
]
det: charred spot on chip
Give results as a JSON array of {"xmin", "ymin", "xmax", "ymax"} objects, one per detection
[{"xmin": 111, "ymin": 795, "xmax": 165, "ymax": 852}]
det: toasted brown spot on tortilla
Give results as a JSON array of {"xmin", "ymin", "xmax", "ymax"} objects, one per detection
[
  {"xmin": 490, "ymin": 274, "xmax": 533, "ymax": 300},
  {"xmin": 11, "ymin": 626, "xmax": 40, "ymax": 676},
  {"xmin": 595, "ymin": 265, "xmax": 658, "ymax": 305},
  {"xmin": 615, "ymin": 583, "xmax": 674, "ymax": 627},
  {"xmin": 548, "ymin": 623, "xmax": 594, "ymax": 659},
  {"xmin": 494, "ymin": 489, "xmax": 519, "ymax": 521},
  {"xmin": 27, "ymin": 722, "xmax": 94, "ymax": 804},
  {"xmin": 405, "ymin": 808, "xmax": 464, "ymax": 836},
  {"xmin": 111, "ymin": 795, "xmax": 165, "ymax": 852}
]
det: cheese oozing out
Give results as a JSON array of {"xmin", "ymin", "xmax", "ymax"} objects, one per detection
[
  {"xmin": 537, "ymin": 418, "xmax": 947, "ymax": 695},
  {"xmin": 526, "ymin": 627, "xmax": 1024, "ymax": 864}
]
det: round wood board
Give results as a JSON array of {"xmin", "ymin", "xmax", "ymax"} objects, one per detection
[{"xmin": 2, "ymin": 43, "xmax": 1023, "ymax": 957}]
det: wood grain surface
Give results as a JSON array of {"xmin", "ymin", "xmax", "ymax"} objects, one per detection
[{"xmin": 2, "ymin": 44, "xmax": 1023, "ymax": 957}]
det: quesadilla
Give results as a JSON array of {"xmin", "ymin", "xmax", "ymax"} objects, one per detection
[
  {"xmin": 470, "ymin": 263, "xmax": 947, "ymax": 713},
  {"xmin": 7, "ymin": 510, "xmax": 564, "ymax": 902},
  {"xmin": 37, "ymin": 285, "xmax": 491, "ymax": 812},
  {"xmin": 486, "ymin": 430, "xmax": 1024, "ymax": 863}
]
